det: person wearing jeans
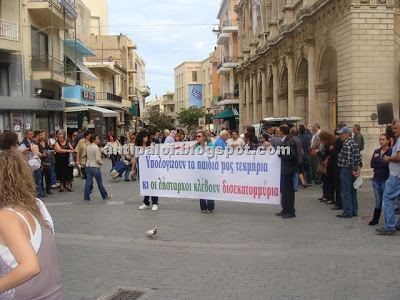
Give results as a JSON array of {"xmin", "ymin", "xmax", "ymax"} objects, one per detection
[
  {"xmin": 83, "ymin": 134, "xmax": 111, "ymax": 202},
  {"xmin": 369, "ymin": 134, "xmax": 391, "ymax": 226},
  {"xmin": 336, "ymin": 127, "xmax": 362, "ymax": 218},
  {"xmin": 377, "ymin": 121, "xmax": 400, "ymax": 235}
]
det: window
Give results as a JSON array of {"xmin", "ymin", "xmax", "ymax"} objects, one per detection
[
  {"xmin": 31, "ymin": 27, "xmax": 49, "ymax": 71},
  {"xmin": 192, "ymin": 71, "xmax": 197, "ymax": 82},
  {"xmin": 31, "ymin": 27, "xmax": 48, "ymax": 57},
  {"xmin": 0, "ymin": 65, "xmax": 9, "ymax": 96}
]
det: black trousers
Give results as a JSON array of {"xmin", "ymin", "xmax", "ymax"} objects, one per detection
[{"xmin": 281, "ymin": 173, "xmax": 296, "ymax": 216}]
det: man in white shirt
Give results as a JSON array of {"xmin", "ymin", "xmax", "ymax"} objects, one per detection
[
  {"xmin": 163, "ymin": 129, "xmax": 175, "ymax": 144},
  {"xmin": 226, "ymin": 130, "xmax": 245, "ymax": 149}
]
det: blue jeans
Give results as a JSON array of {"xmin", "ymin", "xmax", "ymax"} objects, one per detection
[
  {"xmin": 302, "ymin": 155, "xmax": 312, "ymax": 184},
  {"xmin": 200, "ymin": 199, "xmax": 214, "ymax": 211},
  {"xmin": 382, "ymin": 175, "xmax": 400, "ymax": 230},
  {"xmin": 144, "ymin": 196, "xmax": 158, "ymax": 205},
  {"xmin": 293, "ymin": 172, "xmax": 299, "ymax": 191},
  {"xmin": 340, "ymin": 167, "xmax": 358, "ymax": 216},
  {"xmin": 84, "ymin": 167, "xmax": 108, "ymax": 200},
  {"xmin": 372, "ymin": 178, "xmax": 386, "ymax": 209},
  {"xmin": 34, "ymin": 169, "xmax": 45, "ymax": 197}
]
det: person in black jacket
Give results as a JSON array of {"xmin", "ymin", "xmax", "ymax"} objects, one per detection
[
  {"xmin": 275, "ymin": 124, "xmax": 298, "ymax": 219},
  {"xmin": 369, "ymin": 134, "xmax": 392, "ymax": 225}
]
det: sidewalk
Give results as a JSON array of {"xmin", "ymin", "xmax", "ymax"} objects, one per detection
[{"xmin": 43, "ymin": 160, "xmax": 400, "ymax": 300}]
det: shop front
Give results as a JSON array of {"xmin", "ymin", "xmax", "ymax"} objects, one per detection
[{"xmin": 0, "ymin": 96, "xmax": 65, "ymax": 140}]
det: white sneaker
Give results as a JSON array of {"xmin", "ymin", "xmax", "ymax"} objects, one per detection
[
  {"xmin": 138, "ymin": 204, "xmax": 151, "ymax": 210},
  {"xmin": 152, "ymin": 204, "xmax": 158, "ymax": 211}
]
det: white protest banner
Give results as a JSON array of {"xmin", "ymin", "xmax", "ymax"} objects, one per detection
[{"xmin": 138, "ymin": 151, "xmax": 281, "ymax": 204}]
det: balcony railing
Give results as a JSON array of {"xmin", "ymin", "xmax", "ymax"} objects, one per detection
[
  {"xmin": 223, "ymin": 56, "xmax": 238, "ymax": 63},
  {"xmin": 96, "ymin": 92, "xmax": 122, "ymax": 103},
  {"xmin": 222, "ymin": 20, "xmax": 237, "ymax": 28},
  {"xmin": 0, "ymin": 19, "xmax": 18, "ymax": 41},
  {"xmin": 76, "ymin": 80, "xmax": 95, "ymax": 91},
  {"xmin": 28, "ymin": 0, "xmax": 76, "ymax": 21},
  {"xmin": 31, "ymin": 55, "xmax": 76, "ymax": 80}
]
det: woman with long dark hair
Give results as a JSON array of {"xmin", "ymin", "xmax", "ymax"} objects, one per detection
[
  {"xmin": 104, "ymin": 133, "xmax": 121, "ymax": 168},
  {"xmin": 369, "ymin": 134, "xmax": 392, "ymax": 225},
  {"xmin": 132, "ymin": 131, "xmax": 159, "ymax": 211}
]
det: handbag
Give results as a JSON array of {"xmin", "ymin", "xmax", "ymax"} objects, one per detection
[
  {"xmin": 316, "ymin": 163, "xmax": 328, "ymax": 176},
  {"xmin": 68, "ymin": 153, "xmax": 76, "ymax": 167}
]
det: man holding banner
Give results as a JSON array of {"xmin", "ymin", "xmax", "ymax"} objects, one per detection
[{"xmin": 276, "ymin": 125, "xmax": 298, "ymax": 219}]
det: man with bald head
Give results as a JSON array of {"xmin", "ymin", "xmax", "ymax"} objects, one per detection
[{"xmin": 377, "ymin": 121, "xmax": 400, "ymax": 235}]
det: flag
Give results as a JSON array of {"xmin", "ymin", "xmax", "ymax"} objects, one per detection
[
  {"xmin": 190, "ymin": 86, "xmax": 202, "ymax": 100},
  {"xmin": 253, "ymin": 0, "xmax": 260, "ymax": 35}
]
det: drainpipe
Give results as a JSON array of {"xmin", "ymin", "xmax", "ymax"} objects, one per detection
[{"xmin": 51, "ymin": 0, "xmax": 54, "ymax": 78}]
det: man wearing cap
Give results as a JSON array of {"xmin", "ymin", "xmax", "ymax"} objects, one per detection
[
  {"xmin": 376, "ymin": 121, "xmax": 400, "ymax": 235},
  {"xmin": 336, "ymin": 126, "xmax": 362, "ymax": 218}
]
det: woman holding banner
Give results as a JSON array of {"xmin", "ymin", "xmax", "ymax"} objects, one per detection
[
  {"xmin": 133, "ymin": 130, "xmax": 160, "ymax": 211},
  {"xmin": 194, "ymin": 131, "xmax": 216, "ymax": 213}
]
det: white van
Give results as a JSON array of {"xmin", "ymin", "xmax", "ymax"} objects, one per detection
[{"xmin": 252, "ymin": 117, "xmax": 303, "ymax": 138}]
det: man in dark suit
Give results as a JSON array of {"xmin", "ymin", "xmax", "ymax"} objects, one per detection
[{"xmin": 276, "ymin": 124, "xmax": 298, "ymax": 219}]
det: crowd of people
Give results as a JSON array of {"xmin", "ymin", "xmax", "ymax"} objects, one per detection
[{"xmin": 1, "ymin": 119, "xmax": 400, "ymax": 297}]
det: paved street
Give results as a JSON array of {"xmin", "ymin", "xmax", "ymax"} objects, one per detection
[{"xmin": 42, "ymin": 160, "xmax": 400, "ymax": 300}]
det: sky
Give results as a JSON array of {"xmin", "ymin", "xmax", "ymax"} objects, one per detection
[{"xmin": 108, "ymin": 0, "xmax": 221, "ymax": 102}]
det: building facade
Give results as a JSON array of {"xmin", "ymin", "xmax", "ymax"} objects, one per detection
[
  {"xmin": 0, "ymin": 0, "xmax": 86, "ymax": 137},
  {"xmin": 235, "ymin": 0, "xmax": 400, "ymax": 163},
  {"xmin": 82, "ymin": 0, "xmax": 108, "ymax": 35},
  {"xmin": 162, "ymin": 91, "xmax": 176, "ymax": 127},
  {"xmin": 215, "ymin": 0, "xmax": 240, "ymax": 130}
]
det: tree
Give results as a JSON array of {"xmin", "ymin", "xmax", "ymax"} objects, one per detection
[
  {"xmin": 176, "ymin": 106, "xmax": 205, "ymax": 133},
  {"xmin": 144, "ymin": 106, "xmax": 173, "ymax": 132}
]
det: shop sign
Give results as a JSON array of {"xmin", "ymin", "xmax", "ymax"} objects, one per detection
[
  {"xmin": 82, "ymin": 90, "xmax": 96, "ymax": 101},
  {"xmin": 59, "ymin": 0, "xmax": 78, "ymax": 19},
  {"xmin": 67, "ymin": 120, "xmax": 78, "ymax": 125},
  {"xmin": 40, "ymin": 99, "xmax": 65, "ymax": 110}
]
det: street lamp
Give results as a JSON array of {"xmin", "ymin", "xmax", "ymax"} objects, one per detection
[{"xmin": 206, "ymin": 107, "xmax": 211, "ymax": 131}]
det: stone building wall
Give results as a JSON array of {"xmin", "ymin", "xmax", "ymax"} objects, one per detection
[{"xmin": 235, "ymin": 0, "xmax": 399, "ymax": 169}]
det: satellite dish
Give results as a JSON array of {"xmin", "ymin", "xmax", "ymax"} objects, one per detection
[{"xmin": 107, "ymin": 56, "xmax": 113, "ymax": 62}]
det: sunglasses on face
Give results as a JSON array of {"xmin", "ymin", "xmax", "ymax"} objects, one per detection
[{"xmin": 196, "ymin": 135, "xmax": 203, "ymax": 138}]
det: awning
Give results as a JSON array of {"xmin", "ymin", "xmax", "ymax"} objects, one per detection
[
  {"xmin": 64, "ymin": 105, "xmax": 118, "ymax": 117},
  {"xmin": 64, "ymin": 39, "xmax": 96, "ymax": 56},
  {"xmin": 212, "ymin": 108, "xmax": 239, "ymax": 120},
  {"xmin": 65, "ymin": 47, "xmax": 98, "ymax": 82}
]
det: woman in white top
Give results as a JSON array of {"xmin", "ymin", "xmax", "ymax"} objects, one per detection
[
  {"xmin": 0, "ymin": 150, "xmax": 62, "ymax": 299},
  {"xmin": 103, "ymin": 134, "xmax": 121, "ymax": 168}
]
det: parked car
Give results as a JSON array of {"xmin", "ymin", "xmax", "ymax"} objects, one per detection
[{"xmin": 252, "ymin": 117, "xmax": 303, "ymax": 138}]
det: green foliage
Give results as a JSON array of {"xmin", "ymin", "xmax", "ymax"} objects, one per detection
[
  {"xmin": 176, "ymin": 106, "xmax": 205, "ymax": 133},
  {"xmin": 145, "ymin": 106, "xmax": 173, "ymax": 132}
]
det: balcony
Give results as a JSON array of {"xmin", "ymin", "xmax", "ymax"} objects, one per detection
[
  {"xmin": 31, "ymin": 55, "xmax": 76, "ymax": 86},
  {"xmin": 222, "ymin": 56, "xmax": 239, "ymax": 69},
  {"xmin": 222, "ymin": 20, "xmax": 238, "ymax": 33},
  {"xmin": 0, "ymin": 19, "xmax": 19, "ymax": 52},
  {"xmin": 217, "ymin": 93, "xmax": 240, "ymax": 106},
  {"xmin": 140, "ymin": 85, "xmax": 150, "ymax": 97},
  {"xmin": 62, "ymin": 81, "xmax": 96, "ymax": 105},
  {"xmin": 84, "ymin": 60, "xmax": 121, "ymax": 76},
  {"xmin": 217, "ymin": 61, "xmax": 230, "ymax": 75},
  {"xmin": 96, "ymin": 92, "xmax": 122, "ymax": 109},
  {"xmin": 217, "ymin": 33, "xmax": 229, "ymax": 45},
  {"xmin": 27, "ymin": 0, "xmax": 76, "ymax": 28},
  {"xmin": 127, "ymin": 62, "xmax": 137, "ymax": 73}
]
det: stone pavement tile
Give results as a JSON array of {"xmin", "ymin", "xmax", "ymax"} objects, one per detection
[{"xmin": 43, "ymin": 170, "xmax": 400, "ymax": 299}]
